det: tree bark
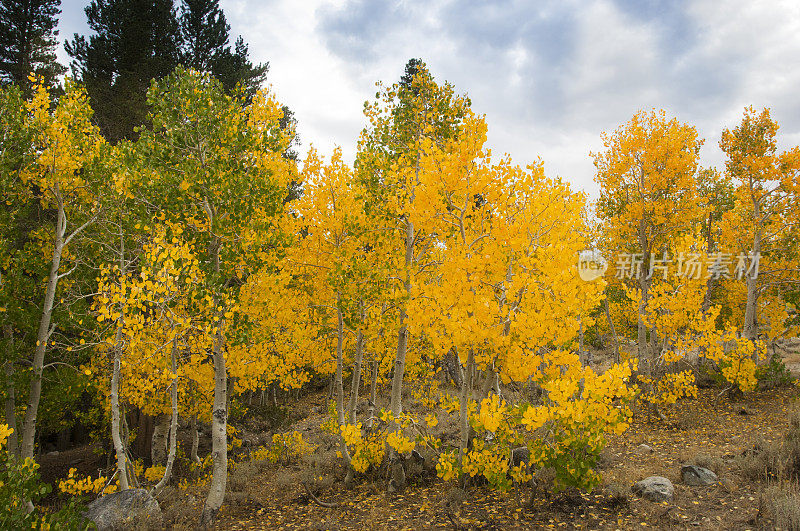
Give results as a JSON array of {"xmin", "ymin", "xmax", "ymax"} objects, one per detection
[
  {"xmin": 459, "ymin": 349, "xmax": 475, "ymax": 484},
  {"xmin": 389, "ymin": 218, "xmax": 414, "ymax": 419},
  {"xmin": 21, "ymin": 198, "xmax": 66, "ymax": 459},
  {"xmin": 743, "ymin": 233, "xmax": 761, "ymax": 345},
  {"xmin": 153, "ymin": 335, "xmax": 179, "ymax": 494},
  {"xmin": 604, "ymin": 298, "xmax": 620, "ymax": 364},
  {"xmin": 637, "ymin": 277, "xmax": 651, "ymax": 374},
  {"xmin": 151, "ymin": 415, "xmax": 169, "ymax": 466},
  {"xmin": 201, "ymin": 226, "xmax": 228, "ymax": 527},
  {"xmin": 110, "ymin": 314, "xmax": 129, "ymax": 490},
  {"xmin": 366, "ymin": 358, "xmax": 379, "ymax": 430},
  {"xmin": 334, "ymin": 303, "xmax": 352, "ymax": 467},
  {"xmin": 200, "ymin": 322, "xmax": 227, "ymax": 526},
  {"xmin": 110, "ymin": 228, "xmax": 129, "ymax": 490},
  {"xmin": 190, "ymin": 414, "xmax": 201, "ymax": 465},
  {"xmin": 348, "ymin": 328, "xmax": 364, "ymax": 425}
]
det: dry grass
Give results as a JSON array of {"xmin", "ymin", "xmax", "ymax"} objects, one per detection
[
  {"xmin": 158, "ymin": 486, "xmax": 201, "ymax": 530},
  {"xmin": 690, "ymin": 453, "xmax": 725, "ymax": 474},
  {"xmin": 736, "ymin": 406, "xmax": 800, "ymax": 484},
  {"xmin": 761, "ymin": 482, "xmax": 800, "ymax": 530}
]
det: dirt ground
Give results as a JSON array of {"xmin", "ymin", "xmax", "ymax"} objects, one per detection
[
  {"xmin": 202, "ymin": 386, "xmax": 797, "ymax": 530},
  {"xmin": 35, "ymin": 344, "xmax": 800, "ymax": 530}
]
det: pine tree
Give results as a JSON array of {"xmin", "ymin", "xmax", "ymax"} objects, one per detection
[
  {"xmin": 65, "ymin": 0, "xmax": 180, "ymax": 142},
  {"xmin": 179, "ymin": 0, "xmax": 228, "ymax": 71},
  {"xmin": 178, "ymin": 0, "xmax": 268, "ymax": 101},
  {"xmin": 0, "ymin": 0, "xmax": 65, "ymax": 97}
]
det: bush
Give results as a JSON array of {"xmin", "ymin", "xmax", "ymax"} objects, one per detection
[
  {"xmin": 756, "ymin": 351, "xmax": 794, "ymax": 390},
  {"xmin": 0, "ymin": 425, "xmax": 91, "ymax": 529}
]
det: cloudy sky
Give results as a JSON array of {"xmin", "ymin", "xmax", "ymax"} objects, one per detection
[{"xmin": 56, "ymin": 0, "xmax": 800, "ymax": 196}]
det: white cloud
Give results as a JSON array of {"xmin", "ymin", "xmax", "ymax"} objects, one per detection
[{"xmin": 57, "ymin": 0, "xmax": 800, "ymax": 197}]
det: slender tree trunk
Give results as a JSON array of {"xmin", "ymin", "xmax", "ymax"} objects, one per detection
[
  {"xmin": 604, "ymin": 298, "xmax": 620, "ymax": 364},
  {"xmin": 635, "ymin": 216, "xmax": 652, "ymax": 375},
  {"xmin": 335, "ymin": 305, "xmax": 346, "ymax": 428},
  {"xmin": 151, "ymin": 415, "xmax": 169, "ymax": 466},
  {"xmin": 110, "ymin": 229, "xmax": 129, "ymax": 489},
  {"xmin": 201, "ymin": 228, "xmax": 229, "ymax": 526},
  {"xmin": 153, "ymin": 336, "xmax": 179, "ymax": 494},
  {"xmin": 190, "ymin": 414, "xmax": 201, "ymax": 465},
  {"xmin": 21, "ymin": 201, "xmax": 66, "ymax": 459},
  {"xmin": 3, "ymin": 325, "xmax": 19, "ymax": 458},
  {"xmin": 743, "ymin": 233, "xmax": 761, "ymax": 346},
  {"xmin": 637, "ymin": 277, "xmax": 651, "ymax": 375},
  {"xmin": 390, "ymin": 219, "xmax": 414, "ymax": 419},
  {"xmin": 701, "ymin": 212, "xmax": 717, "ymax": 313},
  {"xmin": 459, "ymin": 349, "xmax": 475, "ymax": 476},
  {"xmin": 110, "ymin": 315, "xmax": 129, "ymax": 490},
  {"xmin": 649, "ymin": 327, "xmax": 658, "ymax": 359},
  {"xmin": 366, "ymin": 358, "xmax": 379, "ymax": 430},
  {"xmin": 348, "ymin": 329, "xmax": 364, "ymax": 425},
  {"xmin": 334, "ymin": 303, "xmax": 351, "ymax": 464},
  {"xmin": 201, "ymin": 322, "xmax": 227, "ymax": 526}
]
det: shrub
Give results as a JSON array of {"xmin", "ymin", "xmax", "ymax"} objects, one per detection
[
  {"xmin": 0, "ymin": 425, "xmax": 91, "ymax": 529},
  {"xmin": 756, "ymin": 351, "xmax": 794, "ymax": 390}
]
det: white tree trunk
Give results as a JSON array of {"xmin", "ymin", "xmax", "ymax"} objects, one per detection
[
  {"xmin": 334, "ymin": 303, "xmax": 352, "ymax": 470},
  {"xmin": 153, "ymin": 336, "xmax": 179, "ymax": 494},
  {"xmin": 110, "ymin": 316, "xmax": 129, "ymax": 490},
  {"xmin": 389, "ymin": 219, "xmax": 414, "ymax": 419},
  {"xmin": 459, "ymin": 349, "xmax": 475, "ymax": 467},
  {"xmin": 21, "ymin": 200, "xmax": 66, "ymax": 459},
  {"xmin": 151, "ymin": 415, "xmax": 169, "ymax": 466},
  {"xmin": 604, "ymin": 298, "xmax": 620, "ymax": 364},
  {"xmin": 201, "ymin": 321, "xmax": 228, "ymax": 526},
  {"xmin": 110, "ymin": 228, "xmax": 129, "ymax": 490},
  {"xmin": 348, "ymin": 328, "xmax": 364, "ymax": 425},
  {"xmin": 366, "ymin": 359, "xmax": 379, "ymax": 430}
]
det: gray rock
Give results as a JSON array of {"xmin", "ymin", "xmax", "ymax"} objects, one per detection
[
  {"xmin": 636, "ymin": 444, "xmax": 654, "ymax": 454},
  {"xmin": 681, "ymin": 465, "xmax": 718, "ymax": 486},
  {"xmin": 388, "ymin": 461, "xmax": 406, "ymax": 493},
  {"xmin": 86, "ymin": 489, "xmax": 162, "ymax": 530},
  {"xmin": 632, "ymin": 476, "xmax": 674, "ymax": 502},
  {"xmin": 509, "ymin": 447, "xmax": 536, "ymax": 488},
  {"xmin": 510, "ymin": 446, "xmax": 530, "ymax": 468}
]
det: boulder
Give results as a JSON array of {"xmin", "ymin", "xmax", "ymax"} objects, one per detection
[
  {"xmin": 636, "ymin": 444, "xmax": 654, "ymax": 455},
  {"xmin": 86, "ymin": 489, "xmax": 162, "ymax": 530},
  {"xmin": 681, "ymin": 465, "xmax": 718, "ymax": 486},
  {"xmin": 388, "ymin": 461, "xmax": 407, "ymax": 493},
  {"xmin": 632, "ymin": 476, "xmax": 674, "ymax": 502},
  {"xmin": 510, "ymin": 446, "xmax": 530, "ymax": 468},
  {"xmin": 509, "ymin": 446, "xmax": 536, "ymax": 488}
]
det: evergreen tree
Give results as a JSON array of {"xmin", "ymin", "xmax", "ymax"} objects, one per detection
[
  {"xmin": 214, "ymin": 35, "xmax": 269, "ymax": 101},
  {"xmin": 178, "ymin": 0, "xmax": 268, "ymax": 101},
  {"xmin": 179, "ymin": 0, "xmax": 228, "ymax": 71},
  {"xmin": 66, "ymin": 0, "xmax": 180, "ymax": 142},
  {"xmin": 0, "ymin": 0, "xmax": 65, "ymax": 97}
]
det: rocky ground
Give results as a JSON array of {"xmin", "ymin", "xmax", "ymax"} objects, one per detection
[
  {"xmin": 38, "ymin": 343, "xmax": 800, "ymax": 530},
  {"xmin": 201, "ymin": 386, "xmax": 795, "ymax": 530}
]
